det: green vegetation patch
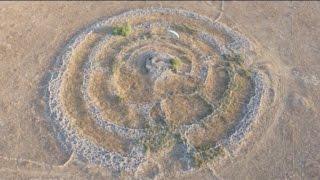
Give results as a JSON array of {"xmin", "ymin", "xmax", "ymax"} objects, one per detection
[
  {"xmin": 112, "ymin": 23, "xmax": 132, "ymax": 36},
  {"xmin": 169, "ymin": 58, "xmax": 182, "ymax": 71}
]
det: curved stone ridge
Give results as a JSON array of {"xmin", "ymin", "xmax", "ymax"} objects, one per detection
[{"xmin": 46, "ymin": 7, "xmax": 274, "ymax": 173}]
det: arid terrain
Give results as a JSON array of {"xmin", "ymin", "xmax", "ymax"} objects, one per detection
[{"xmin": 0, "ymin": 1, "xmax": 319, "ymax": 180}]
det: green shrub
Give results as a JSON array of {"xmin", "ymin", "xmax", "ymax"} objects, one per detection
[
  {"xmin": 169, "ymin": 58, "xmax": 182, "ymax": 71},
  {"xmin": 112, "ymin": 23, "xmax": 132, "ymax": 36}
]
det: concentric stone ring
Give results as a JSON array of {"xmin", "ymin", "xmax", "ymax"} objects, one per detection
[{"xmin": 47, "ymin": 7, "xmax": 278, "ymax": 174}]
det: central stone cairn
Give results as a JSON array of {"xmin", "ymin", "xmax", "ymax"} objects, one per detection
[
  {"xmin": 145, "ymin": 52, "xmax": 173, "ymax": 79},
  {"xmin": 47, "ymin": 8, "xmax": 274, "ymax": 176}
]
